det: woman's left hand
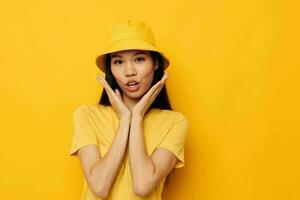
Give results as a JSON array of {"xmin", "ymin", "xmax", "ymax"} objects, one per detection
[{"xmin": 132, "ymin": 72, "xmax": 169, "ymax": 118}]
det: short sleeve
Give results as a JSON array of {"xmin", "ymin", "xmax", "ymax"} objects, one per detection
[
  {"xmin": 69, "ymin": 104, "xmax": 99, "ymax": 156},
  {"xmin": 156, "ymin": 114, "xmax": 189, "ymax": 168}
]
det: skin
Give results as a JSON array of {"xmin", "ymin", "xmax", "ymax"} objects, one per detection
[
  {"xmin": 92, "ymin": 49, "xmax": 178, "ymax": 196},
  {"xmin": 110, "ymin": 49, "xmax": 158, "ymax": 112}
]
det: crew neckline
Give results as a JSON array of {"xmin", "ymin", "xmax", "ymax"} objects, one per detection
[{"xmin": 95, "ymin": 104, "xmax": 162, "ymax": 120}]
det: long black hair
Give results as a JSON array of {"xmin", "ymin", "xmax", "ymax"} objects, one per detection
[{"xmin": 98, "ymin": 50, "xmax": 176, "ymax": 188}]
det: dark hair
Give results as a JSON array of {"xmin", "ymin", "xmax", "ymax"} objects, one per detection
[{"xmin": 98, "ymin": 50, "xmax": 176, "ymax": 188}]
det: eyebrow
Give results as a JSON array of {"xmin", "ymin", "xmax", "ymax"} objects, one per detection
[{"xmin": 111, "ymin": 51, "xmax": 147, "ymax": 59}]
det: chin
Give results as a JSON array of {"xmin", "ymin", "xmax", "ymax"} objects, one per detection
[
  {"xmin": 127, "ymin": 92, "xmax": 143, "ymax": 99},
  {"xmin": 125, "ymin": 90, "xmax": 145, "ymax": 99}
]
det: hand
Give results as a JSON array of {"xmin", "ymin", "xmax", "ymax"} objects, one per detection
[
  {"xmin": 96, "ymin": 74, "xmax": 131, "ymax": 120},
  {"xmin": 132, "ymin": 72, "xmax": 169, "ymax": 118}
]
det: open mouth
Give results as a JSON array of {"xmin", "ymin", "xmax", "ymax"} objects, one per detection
[{"xmin": 125, "ymin": 82, "xmax": 140, "ymax": 92}]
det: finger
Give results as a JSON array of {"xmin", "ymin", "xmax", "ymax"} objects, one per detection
[
  {"xmin": 96, "ymin": 74, "xmax": 106, "ymax": 86},
  {"xmin": 115, "ymin": 89, "xmax": 123, "ymax": 101},
  {"xmin": 150, "ymin": 74, "xmax": 168, "ymax": 99},
  {"xmin": 115, "ymin": 88, "xmax": 119, "ymax": 97},
  {"xmin": 162, "ymin": 72, "xmax": 169, "ymax": 81},
  {"xmin": 146, "ymin": 72, "xmax": 168, "ymax": 97},
  {"xmin": 114, "ymin": 89, "xmax": 119, "ymax": 100},
  {"xmin": 150, "ymin": 82, "xmax": 164, "ymax": 100},
  {"xmin": 138, "ymin": 75, "xmax": 167, "ymax": 109},
  {"xmin": 144, "ymin": 81, "xmax": 161, "ymax": 99},
  {"xmin": 97, "ymin": 75, "xmax": 111, "ymax": 95},
  {"xmin": 97, "ymin": 76, "xmax": 119, "ymax": 106},
  {"xmin": 149, "ymin": 73, "xmax": 167, "ymax": 94},
  {"xmin": 97, "ymin": 75, "xmax": 117, "ymax": 99},
  {"xmin": 145, "ymin": 75, "xmax": 166, "ymax": 99},
  {"xmin": 97, "ymin": 75, "xmax": 110, "ymax": 88},
  {"xmin": 144, "ymin": 81, "xmax": 165, "ymax": 108},
  {"xmin": 96, "ymin": 74, "xmax": 106, "ymax": 83},
  {"xmin": 141, "ymin": 81, "xmax": 163, "ymax": 108}
]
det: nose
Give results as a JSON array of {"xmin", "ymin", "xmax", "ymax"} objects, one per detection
[{"xmin": 124, "ymin": 62, "xmax": 137, "ymax": 77}]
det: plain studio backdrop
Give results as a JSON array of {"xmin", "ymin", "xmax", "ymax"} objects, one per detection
[{"xmin": 0, "ymin": 0, "xmax": 299, "ymax": 199}]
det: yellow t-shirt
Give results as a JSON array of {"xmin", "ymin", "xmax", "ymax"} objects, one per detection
[{"xmin": 69, "ymin": 103, "xmax": 189, "ymax": 200}]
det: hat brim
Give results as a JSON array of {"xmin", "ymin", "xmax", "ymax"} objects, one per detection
[{"xmin": 95, "ymin": 38, "xmax": 169, "ymax": 73}]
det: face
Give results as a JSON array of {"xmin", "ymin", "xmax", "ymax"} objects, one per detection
[{"xmin": 110, "ymin": 49, "xmax": 158, "ymax": 100}]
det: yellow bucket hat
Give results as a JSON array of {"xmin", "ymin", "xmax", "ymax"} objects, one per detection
[{"xmin": 95, "ymin": 19, "xmax": 170, "ymax": 73}]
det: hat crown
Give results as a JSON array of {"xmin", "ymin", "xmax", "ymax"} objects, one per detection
[
  {"xmin": 108, "ymin": 20, "xmax": 157, "ymax": 48},
  {"xmin": 96, "ymin": 19, "xmax": 170, "ymax": 73}
]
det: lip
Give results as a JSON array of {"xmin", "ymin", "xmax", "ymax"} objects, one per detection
[
  {"xmin": 125, "ymin": 80, "xmax": 140, "ymax": 85},
  {"xmin": 125, "ymin": 82, "xmax": 140, "ymax": 92}
]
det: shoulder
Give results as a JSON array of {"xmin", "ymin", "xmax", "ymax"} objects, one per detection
[
  {"xmin": 74, "ymin": 103, "xmax": 108, "ymax": 114},
  {"xmin": 153, "ymin": 109, "xmax": 189, "ymax": 129},
  {"xmin": 159, "ymin": 109, "xmax": 188, "ymax": 122},
  {"xmin": 73, "ymin": 104, "xmax": 93, "ymax": 115},
  {"xmin": 73, "ymin": 104, "xmax": 115, "ymax": 122}
]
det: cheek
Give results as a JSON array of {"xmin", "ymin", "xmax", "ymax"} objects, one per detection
[
  {"xmin": 141, "ymin": 70, "xmax": 155, "ymax": 90},
  {"xmin": 113, "ymin": 76, "xmax": 121, "ymax": 83},
  {"xmin": 115, "ymin": 77, "xmax": 124, "ymax": 89},
  {"xmin": 111, "ymin": 69, "xmax": 122, "ymax": 84}
]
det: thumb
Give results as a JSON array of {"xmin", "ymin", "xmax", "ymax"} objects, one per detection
[{"xmin": 115, "ymin": 89, "xmax": 122, "ymax": 100}]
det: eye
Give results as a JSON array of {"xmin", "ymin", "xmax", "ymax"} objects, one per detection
[
  {"xmin": 113, "ymin": 59, "xmax": 123, "ymax": 65},
  {"xmin": 135, "ymin": 57, "xmax": 145, "ymax": 62}
]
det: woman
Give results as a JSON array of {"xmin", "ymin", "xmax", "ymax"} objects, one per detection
[{"xmin": 70, "ymin": 19, "xmax": 189, "ymax": 200}]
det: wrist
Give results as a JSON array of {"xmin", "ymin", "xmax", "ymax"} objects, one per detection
[
  {"xmin": 132, "ymin": 113, "xmax": 143, "ymax": 121},
  {"xmin": 120, "ymin": 114, "xmax": 131, "ymax": 123},
  {"xmin": 120, "ymin": 111, "xmax": 131, "ymax": 119}
]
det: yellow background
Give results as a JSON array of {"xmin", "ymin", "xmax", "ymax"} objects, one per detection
[{"xmin": 1, "ymin": 0, "xmax": 299, "ymax": 199}]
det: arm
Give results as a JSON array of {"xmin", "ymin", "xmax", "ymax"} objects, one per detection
[
  {"xmin": 128, "ymin": 115, "xmax": 178, "ymax": 196},
  {"xmin": 77, "ymin": 117, "xmax": 131, "ymax": 199}
]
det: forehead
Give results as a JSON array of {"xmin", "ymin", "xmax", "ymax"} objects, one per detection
[{"xmin": 110, "ymin": 50, "xmax": 150, "ymax": 58}]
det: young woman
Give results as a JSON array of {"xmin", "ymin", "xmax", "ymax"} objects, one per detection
[{"xmin": 70, "ymin": 20, "xmax": 189, "ymax": 200}]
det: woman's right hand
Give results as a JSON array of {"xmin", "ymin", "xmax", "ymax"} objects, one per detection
[{"xmin": 96, "ymin": 74, "xmax": 131, "ymax": 120}]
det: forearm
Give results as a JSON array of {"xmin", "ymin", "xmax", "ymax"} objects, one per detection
[
  {"xmin": 128, "ymin": 115, "xmax": 155, "ymax": 194},
  {"xmin": 90, "ymin": 117, "xmax": 131, "ymax": 196}
]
